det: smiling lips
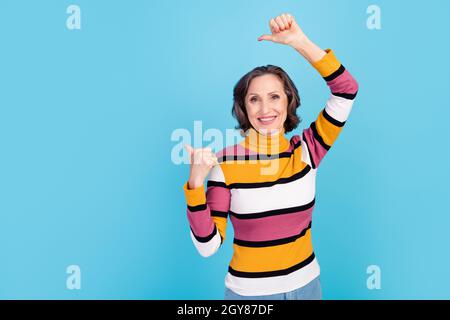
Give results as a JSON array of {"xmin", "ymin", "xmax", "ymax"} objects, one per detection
[{"xmin": 258, "ymin": 115, "xmax": 277, "ymax": 125}]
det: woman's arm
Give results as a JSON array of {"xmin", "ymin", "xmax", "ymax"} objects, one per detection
[
  {"xmin": 292, "ymin": 37, "xmax": 326, "ymax": 64},
  {"xmin": 183, "ymin": 145, "xmax": 229, "ymax": 258},
  {"xmin": 301, "ymin": 49, "xmax": 359, "ymax": 168},
  {"xmin": 259, "ymin": 13, "xmax": 359, "ymax": 169}
]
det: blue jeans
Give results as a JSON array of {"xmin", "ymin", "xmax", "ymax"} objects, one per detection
[{"xmin": 224, "ymin": 276, "xmax": 322, "ymax": 300}]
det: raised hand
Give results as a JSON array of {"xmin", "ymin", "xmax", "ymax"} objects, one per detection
[
  {"xmin": 185, "ymin": 144, "xmax": 219, "ymax": 189},
  {"xmin": 257, "ymin": 13, "xmax": 308, "ymax": 48}
]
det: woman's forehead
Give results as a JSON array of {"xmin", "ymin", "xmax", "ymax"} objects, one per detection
[{"xmin": 248, "ymin": 75, "xmax": 284, "ymax": 93}]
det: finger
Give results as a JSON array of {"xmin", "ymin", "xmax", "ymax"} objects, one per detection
[
  {"xmin": 198, "ymin": 153, "xmax": 213, "ymax": 165},
  {"xmin": 268, "ymin": 19, "xmax": 274, "ymax": 33},
  {"xmin": 202, "ymin": 151, "xmax": 217, "ymax": 160},
  {"xmin": 195, "ymin": 148, "xmax": 212, "ymax": 156},
  {"xmin": 200, "ymin": 149, "xmax": 214, "ymax": 156},
  {"xmin": 289, "ymin": 14, "xmax": 298, "ymax": 27},
  {"xmin": 200, "ymin": 154, "xmax": 215, "ymax": 163},
  {"xmin": 258, "ymin": 34, "xmax": 274, "ymax": 42},
  {"xmin": 184, "ymin": 144, "xmax": 194, "ymax": 156},
  {"xmin": 198, "ymin": 151, "xmax": 215, "ymax": 163},
  {"xmin": 207, "ymin": 158, "xmax": 216, "ymax": 166},
  {"xmin": 208, "ymin": 155, "xmax": 219, "ymax": 166},
  {"xmin": 275, "ymin": 16, "xmax": 286, "ymax": 31},
  {"xmin": 270, "ymin": 18, "xmax": 280, "ymax": 33},
  {"xmin": 281, "ymin": 14, "xmax": 290, "ymax": 28},
  {"xmin": 193, "ymin": 149, "xmax": 208, "ymax": 164},
  {"xmin": 286, "ymin": 13, "xmax": 293, "ymax": 24}
]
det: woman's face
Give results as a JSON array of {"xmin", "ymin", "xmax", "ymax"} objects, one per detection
[{"xmin": 245, "ymin": 74, "xmax": 288, "ymax": 135}]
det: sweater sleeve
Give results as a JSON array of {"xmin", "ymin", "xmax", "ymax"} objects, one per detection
[
  {"xmin": 301, "ymin": 48, "xmax": 359, "ymax": 169},
  {"xmin": 183, "ymin": 163, "xmax": 230, "ymax": 258}
]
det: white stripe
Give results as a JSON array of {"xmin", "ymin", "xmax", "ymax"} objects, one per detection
[
  {"xmin": 208, "ymin": 163, "xmax": 226, "ymax": 183},
  {"xmin": 324, "ymin": 93, "xmax": 355, "ymax": 123},
  {"xmin": 224, "ymin": 257, "xmax": 320, "ymax": 296},
  {"xmin": 229, "ymin": 169, "xmax": 316, "ymax": 214},
  {"xmin": 190, "ymin": 228, "xmax": 221, "ymax": 258},
  {"xmin": 300, "ymin": 135, "xmax": 314, "ymax": 168}
]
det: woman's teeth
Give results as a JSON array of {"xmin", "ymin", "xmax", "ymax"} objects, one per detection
[{"xmin": 258, "ymin": 116, "xmax": 277, "ymax": 123}]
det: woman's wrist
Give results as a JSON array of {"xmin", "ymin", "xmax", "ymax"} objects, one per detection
[
  {"xmin": 290, "ymin": 35, "xmax": 310, "ymax": 52},
  {"xmin": 188, "ymin": 177, "xmax": 204, "ymax": 190},
  {"xmin": 291, "ymin": 37, "xmax": 326, "ymax": 64}
]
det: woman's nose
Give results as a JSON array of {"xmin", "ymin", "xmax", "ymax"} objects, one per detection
[{"xmin": 260, "ymin": 100, "xmax": 270, "ymax": 113}]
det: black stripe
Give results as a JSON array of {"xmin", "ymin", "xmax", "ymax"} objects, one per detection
[
  {"xmin": 190, "ymin": 225, "xmax": 217, "ymax": 243},
  {"xmin": 323, "ymin": 64, "xmax": 345, "ymax": 82},
  {"xmin": 211, "ymin": 210, "xmax": 228, "ymax": 218},
  {"xmin": 228, "ymin": 252, "xmax": 316, "ymax": 278},
  {"xmin": 227, "ymin": 165, "xmax": 311, "ymax": 189},
  {"xmin": 273, "ymin": 139, "xmax": 302, "ymax": 159},
  {"xmin": 187, "ymin": 203, "xmax": 207, "ymax": 212},
  {"xmin": 207, "ymin": 180, "xmax": 227, "ymax": 188},
  {"xmin": 332, "ymin": 91, "xmax": 357, "ymax": 100},
  {"xmin": 230, "ymin": 198, "xmax": 315, "ymax": 220},
  {"xmin": 310, "ymin": 122, "xmax": 331, "ymax": 151},
  {"xmin": 218, "ymin": 140, "xmax": 302, "ymax": 163},
  {"xmin": 322, "ymin": 109, "xmax": 346, "ymax": 127},
  {"xmin": 302, "ymin": 132, "xmax": 316, "ymax": 169},
  {"xmin": 234, "ymin": 222, "xmax": 312, "ymax": 247},
  {"xmin": 219, "ymin": 153, "xmax": 288, "ymax": 162}
]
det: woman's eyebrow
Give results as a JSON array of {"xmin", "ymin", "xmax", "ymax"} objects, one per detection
[{"xmin": 248, "ymin": 91, "xmax": 280, "ymax": 96}]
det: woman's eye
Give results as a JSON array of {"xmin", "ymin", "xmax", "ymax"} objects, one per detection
[
  {"xmin": 250, "ymin": 97, "xmax": 257, "ymax": 102},
  {"xmin": 272, "ymin": 95, "xmax": 280, "ymax": 100}
]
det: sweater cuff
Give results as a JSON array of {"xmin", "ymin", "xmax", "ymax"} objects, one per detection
[
  {"xmin": 183, "ymin": 181, "xmax": 206, "ymax": 207},
  {"xmin": 311, "ymin": 48, "xmax": 342, "ymax": 78}
]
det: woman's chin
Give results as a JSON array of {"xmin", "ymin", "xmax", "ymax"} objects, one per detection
[{"xmin": 255, "ymin": 124, "xmax": 283, "ymax": 135}]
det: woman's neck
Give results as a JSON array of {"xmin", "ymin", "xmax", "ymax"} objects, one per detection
[{"xmin": 240, "ymin": 127, "xmax": 289, "ymax": 154}]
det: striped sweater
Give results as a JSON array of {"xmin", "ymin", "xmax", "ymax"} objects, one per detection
[{"xmin": 183, "ymin": 48, "xmax": 359, "ymax": 296}]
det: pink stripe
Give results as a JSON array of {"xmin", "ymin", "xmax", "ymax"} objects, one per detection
[
  {"xmin": 206, "ymin": 186, "xmax": 230, "ymax": 212},
  {"xmin": 217, "ymin": 144, "xmax": 249, "ymax": 158},
  {"xmin": 285, "ymin": 135, "xmax": 301, "ymax": 153},
  {"xmin": 218, "ymin": 136, "xmax": 301, "ymax": 158},
  {"xmin": 327, "ymin": 69, "xmax": 359, "ymax": 95},
  {"xmin": 187, "ymin": 209, "xmax": 215, "ymax": 237},
  {"xmin": 303, "ymin": 127, "xmax": 328, "ymax": 168},
  {"xmin": 231, "ymin": 207, "xmax": 313, "ymax": 242}
]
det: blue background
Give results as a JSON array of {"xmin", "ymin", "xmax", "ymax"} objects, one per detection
[{"xmin": 0, "ymin": 0, "xmax": 449, "ymax": 299}]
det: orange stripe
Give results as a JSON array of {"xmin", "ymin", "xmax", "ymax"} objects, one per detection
[
  {"xmin": 183, "ymin": 182, "xmax": 206, "ymax": 207},
  {"xmin": 220, "ymin": 146, "xmax": 306, "ymax": 185},
  {"xmin": 311, "ymin": 49, "xmax": 341, "ymax": 78},
  {"xmin": 213, "ymin": 216, "xmax": 227, "ymax": 242},
  {"xmin": 229, "ymin": 229, "xmax": 313, "ymax": 272},
  {"xmin": 315, "ymin": 111, "xmax": 343, "ymax": 147}
]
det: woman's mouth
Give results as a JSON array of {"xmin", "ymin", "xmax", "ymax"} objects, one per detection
[{"xmin": 257, "ymin": 115, "xmax": 277, "ymax": 125}]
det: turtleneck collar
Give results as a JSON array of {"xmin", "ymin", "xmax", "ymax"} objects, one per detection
[{"xmin": 240, "ymin": 127, "xmax": 290, "ymax": 154}]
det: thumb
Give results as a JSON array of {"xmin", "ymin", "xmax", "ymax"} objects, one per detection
[
  {"xmin": 184, "ymin": 144, "xmax": 194, "ymax": 156},
  {"xmin": 258, "ymin": 34, "xmax": 274, "ymax": 42}
]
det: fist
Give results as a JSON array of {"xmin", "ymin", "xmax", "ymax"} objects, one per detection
[
  {"xmin": 257, "ymin": 13, "xmax": 307, "ymax": 47},
  {"xmin": 185, "ymin": 144, "xmax": 219, "ymax": 189}
]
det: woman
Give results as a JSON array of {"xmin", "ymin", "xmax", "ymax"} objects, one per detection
[{"xmin": 183, "ymin": 13, "xmax": 358, "ymax": 300}]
